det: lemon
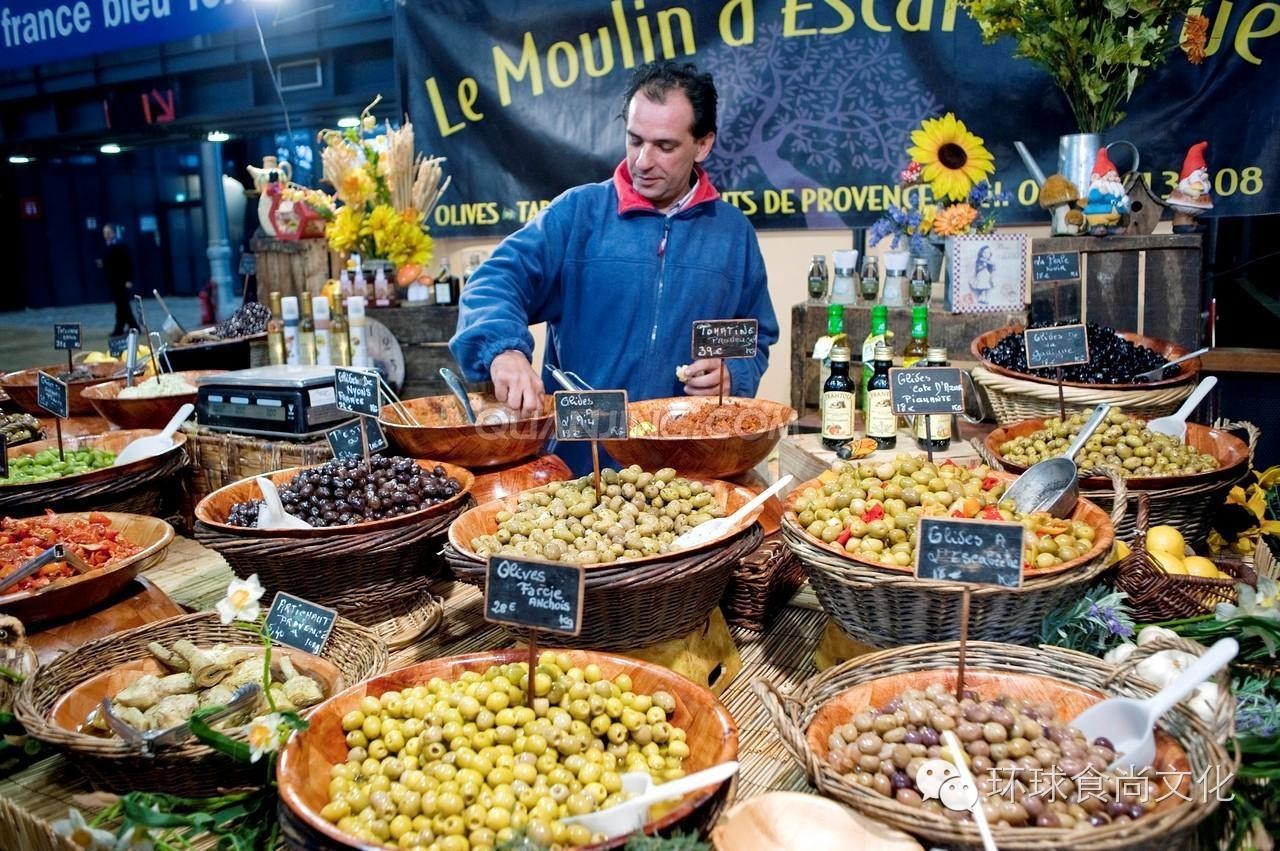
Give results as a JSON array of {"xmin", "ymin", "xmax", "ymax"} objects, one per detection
[
  {"xmin": 1146, "ymin": 525, "xmax": 1186, "ymax": 558},
  {"xmin": 1151, "ymin": 550, "xmax": 1187, "ymax": 575},
  {"xmin": 1109, "ymin": 540, "xmax": 1132, "ymax": 566},
  {"xmin": 1183, "ymin": 556, "xmax": 1220, "ymax": 579}
]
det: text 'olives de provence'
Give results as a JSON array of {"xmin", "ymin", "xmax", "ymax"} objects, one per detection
[
  {"xmin": 469, "ymin": 466, "xmax": 724, "ymax": 564},
  {"xmin": 322, "ymin": 652, "xmax": 690, "ymax": 850},
  {"xmin": 226, "ymin": 456, "xmax": 461, "ymax": 528},
  {"xmin": 791, "ymin": 455, "xmax": 1096, "ymax": 571}
]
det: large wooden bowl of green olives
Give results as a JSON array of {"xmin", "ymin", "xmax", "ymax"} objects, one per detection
[
  {"xmin": 783, "ymin": 455, "xmax": 1114, "ymax": 578},
  {"xmin": 0, "ymin": 429, "xmax": 187, "ymax": 490},
  {"xmin": 277, "ymin": 648, "xmax": 738, "ymax": 850},
  {"xmin": 986, "ymin": 410, "xmax": 1249, "ymax": 489}
]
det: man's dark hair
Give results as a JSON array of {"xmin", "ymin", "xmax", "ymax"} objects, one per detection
[{"xmin": 621, "ymin": 61, "xmax": 717, "ymax": 139}]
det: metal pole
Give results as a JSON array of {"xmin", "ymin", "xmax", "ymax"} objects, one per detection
[{"xmin": 200, "ymin": 140, "xmax": 236, "ymax": 321}]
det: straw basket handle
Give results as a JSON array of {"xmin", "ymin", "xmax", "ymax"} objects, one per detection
[
  {"xmin": 751, "ymin": 680, "xmax": 825, "ymax": 784},
  {"xmin": 1081, "ymin": 465, "xmax": 1129, "ymax": 531},
  {"xmin": 1214, "ymin": 419, "xmax": 1259, "ymax": 469}
]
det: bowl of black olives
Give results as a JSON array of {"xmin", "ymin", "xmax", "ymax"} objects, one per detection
[
  {"xmin": 195, "ymin": 455, "xmax": 474, "ymax": 537},
  {"xmin": 972, "ymin": 324, "xmax": 1200, "ymax": 390}
]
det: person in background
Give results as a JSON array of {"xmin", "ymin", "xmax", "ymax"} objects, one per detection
[
  {"xmin": 99, "ymin": 224, "xmax": 136, "ymax": 337},
  {"xmin": 450, "ymin": 61, "xmax": 778, "ymax": 473}
]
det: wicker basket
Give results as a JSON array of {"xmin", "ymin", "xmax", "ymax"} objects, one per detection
[
  {"xmin": 756, "ymin": 641, "xmax": 1236, "ymax": 850},
  {"xmin": 721, "ymin": 532, "xmax": 806, "ymax": 631},
  {"xmin": 0, "ymin": 798, "xmax": 74, "ymax": 851},
  {"xmin": 1113, "ymin": 495, "xmax": 1256, "ymax": 622},
  {"xmin": 1256, "ymin": 537, "xmax": 1277, "ymax": 581},
  {"xmin": 446, "ymin": 526, "xmax": 763, "ymax": 649},
  {"xmin": 0, "ymin": 440, "xmax": 189, "ymax": 517},
  {"xmin": 181, "ymin": 422, "xmax": 333, "ymax": 508},
  {"xmin": 15, "ymin": 611, "xmax": 387, "ymax": 797},
  {"xmin": 194, "ymin": 462, "xmax": 474, "ymax": 628},
  {"xmin": 978, "ymin": 421, "xmax": 1257, "ymax": 547},
  {"xmin": 1104, "ymin": 634, "xmax": 1236, "ymax": 745},
  {"xmin": 971, "ymin": 365, "xmax": 1195, "ymax": 425}
]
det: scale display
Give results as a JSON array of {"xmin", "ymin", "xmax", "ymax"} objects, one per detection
[{"xmin": 206, "ymin": 401, "xmax": 289, "ymax": 422}]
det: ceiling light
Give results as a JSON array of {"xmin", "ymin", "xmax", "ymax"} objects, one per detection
[
  {"xmin": 337, "ymin": 116, "xmax": 360, "ymax": 128},
  {"xmin": 100, "ymin": 143, "xmax": 122, "ymax": 154},
  {"xmin": 8, "ymin": 155, "xmax": 32, "ymax": 164},
  {"xmin": 207, "ymin": 130, "xmax": 231, "ymax": 142}
]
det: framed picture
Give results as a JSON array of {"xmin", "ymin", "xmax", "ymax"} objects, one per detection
[{"xmin": 945, "ymin": 234, "xmax": 1029, "ymax": 313}]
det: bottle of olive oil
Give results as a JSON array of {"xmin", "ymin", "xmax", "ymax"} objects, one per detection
[
  {"xmin": 902, "ymin": 306, "xmax": 929, "ymax": 367},
  {"xmin": 914, "ymin": 346, "xmax": 953, "ymax": 452},
  {"xmin": 266, "ymin": 291, "xmax": 285, "ymax": 366},
  {"xmin": 866, "ymin": 342, "xmax": 896, "ymax": 449},
  {"xmin": 298, "ymin": 294, "xmax": 317, "ymax": 366},
  {"xmin": 821, "ymin": 345, "xmax": 856, "ymax": 449},
  {"xmin": 861, "ymin": 304, "xmax": 889, "ymax": 413},
  {"xmin": 329, "ymin": 294, "xmax": 351, "ymax": 366}
]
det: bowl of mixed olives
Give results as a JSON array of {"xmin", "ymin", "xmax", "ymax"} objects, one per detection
[
  {"xmin": 277, "ymin": 649, "xmax": 738, "ymax": 851},
  {"xmin": 972, "ymin": 324, "xmax": 1199, "ymax": 390},
  {"xmin": 783, "ymin": 455, "xmax": 1114, "ymax": 578},
  {"xmin": 988, "ymin": 410, "xmax": 1249, "ymax": 487},
  {"xmin": 195, "ymin": 456, "xmax": 474, "ymax": 537}
]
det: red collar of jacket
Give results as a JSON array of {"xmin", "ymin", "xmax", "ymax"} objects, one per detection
[{"xmin": 613, "ymin": 160, "xmax": 720, "ymax": 215}]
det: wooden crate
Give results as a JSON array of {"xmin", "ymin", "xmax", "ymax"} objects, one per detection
[
  {"xmin": 249, "ymin": 235, "xmax": 334, "ymax": 300},
  {"xmin": 366, "ymin": 304, "xmax": 490, "ymax": 400},
  {"xmin": 1029, "ymin": 234, "xmax": 1204, "ymax": 348}
]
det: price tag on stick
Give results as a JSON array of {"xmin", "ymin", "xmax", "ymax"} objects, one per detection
[
  {"xmin": 334, "ymin": 368, "xmax": 381, "ymax": 468},
  {"xmin": 691, "ymin": 319, "xmax": 758, "ymax": 405},
  {"xmin": 54, "ymin": 322, "xmax": 82, "ymax": 374},
  {"xmin": 889, "ymin": 367, "xmax": 964, "ymax": 463},
  {"xmin": 37, "ymin": 371, "xmax": 68, "ymax": 461},
  {"xmin": 1024, "ymin": 324, "xmax": 1089, "ymax": 419},
  {"xmin": 327, "ymin": 418, "xmax": 388, "ymax": 461},
  {"xmin": 484, "ymin": 556, "xmax": 585, "ymax": 694},
  {"xmin": 915, "ymin": 516, "xmax": 1026, "ymax": 698},
  {"xmin": 265, "ymin": 591, "xmax": 338, "ymax": 656},
  {"xmin": 553, "ymin": 390, "xmax": 628, "ymax": 500}
]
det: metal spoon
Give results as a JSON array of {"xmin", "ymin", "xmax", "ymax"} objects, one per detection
[
  {"xmin": 1146, "ymin": 376, "xmax": 1217, "ymax": 442},
  {"xmin": 1004, "ymin": 403, "xmax": 1111, "ymax": 517},
  {"xmin": 438, "ymin": 367, "xmax": 477, "ymax": 424},
  {"xmin": 1133, "ymin": 347, "xmax": 1209, "ymax": 383},
  {"xmin": 124, "ymin": 330, "xmax": 139, "ymax": 388}
]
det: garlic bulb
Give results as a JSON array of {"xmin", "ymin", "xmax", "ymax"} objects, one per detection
[
  {"xmin": 1104, "ymin": 642, "xmax": 1137, "ymax": 665},
  {"xmin": 1137, "ymin": 625, "xmax": 1180, "ymax": 646}
]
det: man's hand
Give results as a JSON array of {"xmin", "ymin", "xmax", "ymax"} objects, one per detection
[
  {"xmin": 491, "ymin": 350, "xmax": 545, "ymax": 417},
  {"xmin": 681, "ymin": 358, "xmax": 731, "ymax": 396}
]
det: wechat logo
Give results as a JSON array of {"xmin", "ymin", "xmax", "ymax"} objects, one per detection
[{"xmin": 916, "ymin": 759, "xmax": 979, "ymax": 812}]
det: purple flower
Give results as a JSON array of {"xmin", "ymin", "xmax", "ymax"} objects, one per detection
[{"xmin": 1088, "ymin": 602, "xmax": 1134, "ymax": 637}]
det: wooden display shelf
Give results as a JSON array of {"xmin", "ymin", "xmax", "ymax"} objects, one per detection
[{"xmin": 366, "ymin": 303, "xmax": 493, "ymax": 400}]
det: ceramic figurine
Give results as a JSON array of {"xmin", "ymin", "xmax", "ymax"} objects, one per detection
[
  {"xmin": 1039, "ymin": 174, "xmax": 1082, "ymax": 236},
  {"xmin": 1165, "ymin": 141, "xmax": 1213, "ymax": 233},
  {"xmin": 246, "ymin": 156, "xmax": 292, "ymax": 237},
  {"xmin": 1081, "ymin": 148, "xmax": 1131, "ymax": 236}
]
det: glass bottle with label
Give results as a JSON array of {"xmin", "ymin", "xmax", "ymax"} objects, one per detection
[
  {"xmin": 266, "ymin": 291, "xmax": 285, "ymax": 366},
  {"xmin": 347, "ymin": 296, "xmax": 368, "ymax": 368},
  {"xmin": 806, "ymin": 254, "xmax": 828, "ymax": 302},
  {"xmin": 830, "ymin": 249, "xmax": 858, "ymax": 305},
  {"xmin": 463, "ymin": 252, "xmax": 483, "ymax": 284},
  {"xmin": 859, "ymin": 256, "xmax": 880, "ymax": 304},
  {"xmin": 312, "ymin": 295, "xmax": 331, "ymax": 366},
  {"xmin": 866, "ymin": 342, "xmax": 896, "ymax": 449},
  {"xmin": 281, "ymin": 296, "xmax": 300, "ymax": 366},
  {"xmin": 434, "ymin": 259, "xmax": 456, "ymax": 306},
  {"xmin": 298, "ymin": 294, "xmax": 317, "ymax": 366},
  {"xmin": 861, "ymin": 304, "xmax": 888, "ymax": 414},
  {"xmin": 817, "ymin": 303, "xmax": 844, "ymax": 390},
  {"xmin": 330, "ymin": 295, "xmax": 351, "ymax": 367},
  {"xmin": 909, "ymin": 257, "xmax": 932, "ymax": 306},
  {"xmin": 821, "ymin": 345, "xmax": 856, "ymax": 449},
  {"xmin": 914, "ymin": 346, "xmax": 953, "ymax": 452},
  {"xmin": 902, "ymin": 305, "xmax": 929, "ymax": 367}
]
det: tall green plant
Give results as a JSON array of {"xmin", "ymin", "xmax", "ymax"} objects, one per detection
[{"xmin": 963, "ymin": 0, "xmax": 1196, "ymax": 133}]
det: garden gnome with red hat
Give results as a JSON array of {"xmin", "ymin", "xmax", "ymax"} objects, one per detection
[
  {"xmin": 1166, "ymin": 141, "xmax": 1213, "ymax": 232},
  {"xmin": 1082, "ymin": 147, "xmax": 1131, "ymax": 235}
]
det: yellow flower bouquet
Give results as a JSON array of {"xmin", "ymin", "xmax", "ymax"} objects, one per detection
[{"xmin": 320, "ymin": 97, "xmax": 451, "ymax": 270}]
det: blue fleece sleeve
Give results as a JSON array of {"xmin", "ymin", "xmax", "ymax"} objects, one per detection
[
  {"xmin": 725, "ymin": 232, "xmax": 778, "ymax": 397},
  {"xmin": 450, "ymin": 204, "xmax": 568, "ymax": 384}
]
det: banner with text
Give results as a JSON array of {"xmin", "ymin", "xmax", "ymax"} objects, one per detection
[{"xmin": 398, "ymin": 0, "xmax": 1279, "ymax": 235}]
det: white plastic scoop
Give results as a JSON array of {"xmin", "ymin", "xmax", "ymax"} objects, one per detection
[
  {"xmin": 561, "ymin": 760, "xmax": 740, "ymax": 840},
  {"xmin": 113, "ymin": 403, "xmax": 193, "ymax": 466},
  {"xmin": 1146, "ymin": 376, "xmax": 1218, "ymax": 442},
  {"xmin": 671, "ymin": 476, "xmax": 793, "ymax": 551},
  {"xmin": 254, "ymin": 476, "xmax": 311, "ymax": 530},
  {"xmin": 1073, "ymin": 637, "xmax": 1237, "ymax": 772}
]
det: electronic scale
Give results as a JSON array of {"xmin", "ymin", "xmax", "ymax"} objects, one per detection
[{"xmin": 196, "ymin": 365, "xmax": 351, "ymax": 438}]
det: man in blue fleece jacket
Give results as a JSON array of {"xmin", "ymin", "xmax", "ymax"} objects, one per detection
[{"xmin": 451, "ymin": 61, "xmax": 779, "ymax": 473}]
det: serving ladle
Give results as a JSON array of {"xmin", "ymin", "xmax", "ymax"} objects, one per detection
[
  {"xmin": 561, "ymin": 761, "xmax": 740, "ymax": 841},
  {"xmin": 1146, "ymin": 376, "xmax": 1218, "ymax": 442},
  {"xmin": 1004, "ymin": 403, "xmax": 1110, "ymax": 517}
]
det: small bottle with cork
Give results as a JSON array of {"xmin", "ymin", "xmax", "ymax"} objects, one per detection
[{"xmin": 914, "ymin": 346, "xmax": 953, "ymax": 453}]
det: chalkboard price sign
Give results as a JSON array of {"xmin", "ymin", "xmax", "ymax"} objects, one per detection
[
  {"xmin": 553, "ymin": 390, "xmax": 628, "ymax": 441},
  {"xmin": 484, "ymin": 556, "xmax": 584, "ymax": 636},
  {"xmin": 334, "ymin": 368, "xmax": 381, "ymax": 417},
  {"xmin": 327, "ymin": 418, "xmax": 388, "ymax": 461},
  {"xmin": 265, "ymin": 591, "xmax": 338, "ymax": 656},
  {"xmin": 915, "ymin": 517, "xmax": 1026, "ymax": 589},
  {"xmin": 1024, "ymin": 324, "xmax": 1090, "ymax": 369},
  {"xmin": 1031, "ymin": 251, "xmax": 1081, "ymax": 282},
  {"xmin": 888, "ymin": 367, "xmax": 965, "ymax": 415},
  {"xmin": 37, "ymin": 372, "xmax": 68, "ymax": 419},
  {"xmin": 54, "ymin": 323, "xmax": 82, "ymax": 351},
  {"xmin": 691, "ymin": 319, "xmax": 759, "ymax": 360},
  {"xmin": 108, "ymin": 335, "xmax": 130, "ymax": 358}
]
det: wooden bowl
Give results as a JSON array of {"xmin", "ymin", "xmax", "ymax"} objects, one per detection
[
  {"xmin": 49, "ymin": 644, "xmax": 342, "ymax": 736},
  {"xmin": 0, "ymin": 429, "xmax": 188, "ymax": 492},
  {"xmin": 0, "ymin": 512, "xmax": 174, "ymax": 627},
  {"xmin": 712, "ymin": 792, "xmax": 924, "ymax": 850},
  {"xmin": 470, "ymin": 454, "xmax": 573, "ymax": 505},
  {"xmin": 971, "ymin": 326, "xmax": 1199, "ymax": 391},
  {"xmin": 81, "ymin": 370, "xmax": 224, "ymax": 430},
  {"xmin": 601, "ymin": 397, "xmax": 796, "ymax": 479},
  {"xmin": 277, "ymin": 649, "xmax": 738, "ymax": 851},
  {"xmin": 0, "ymin": 363, "xmax": 122, "ymax": 417},
  {"xmin": 783, "ymin": 470, "xmax": 1115, "ymax": 580},
  {"xmin": 449, "ymin": 477, "xmax": 765, "ymax": 568},
  {"xmin": 379, "ymin": 394, "xmax": 556, "ymax": 468},
  {"xmin": 194, "ymin": 459, "xmax": 474, "ymax": 538},
  {"xmin": 986, "ymin": 419, "xmax": 1251, "ymax": 490}
]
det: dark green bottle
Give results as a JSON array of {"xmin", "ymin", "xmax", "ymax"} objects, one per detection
[{"xmin": 865, "ymin": 342, "xmax": 896, "ymax": 449}]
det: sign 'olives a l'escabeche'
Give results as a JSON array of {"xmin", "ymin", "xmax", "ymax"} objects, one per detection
[{"xmin": 915, "ymin": 516, "xmax": 1026, "ymax": 588}]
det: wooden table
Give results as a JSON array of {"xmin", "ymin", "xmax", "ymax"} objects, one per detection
[
  {"xmin": 778, "ymin": 423, "xmax": 995, "ymax": 490},
  {"xmin": 27, "ymin": 578, "xmax": 184, "ymax": 666}
]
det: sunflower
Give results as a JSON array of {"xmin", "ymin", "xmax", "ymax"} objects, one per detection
[{"xmin": 907, "ymin": 113, "xmax": 995, "ymax": 202}]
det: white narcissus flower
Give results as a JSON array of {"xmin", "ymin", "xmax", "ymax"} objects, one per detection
[
  {"xmin": 114, "ymin": 824, "xmax": 156, "ymax": 851},
  {"xmin": 52, "ymin": 808, "xmax": 116, "ymax": 850},
  {"xmin": 216, "ymin": 574, "xmax": 266, "ymax": 625},
  {"xmin": 247, "ymin": 712, "xmax": 284, "ymax": 763}
]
